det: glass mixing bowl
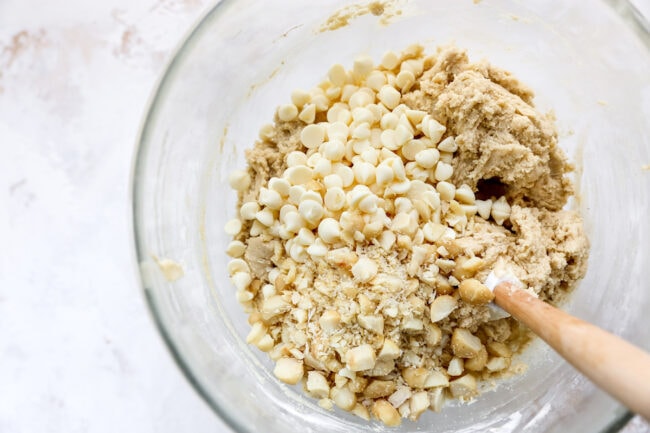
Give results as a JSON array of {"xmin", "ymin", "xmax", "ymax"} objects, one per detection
[{"xmin": 132, "ymin": 1, "xmax": 650, "ymax": 431}]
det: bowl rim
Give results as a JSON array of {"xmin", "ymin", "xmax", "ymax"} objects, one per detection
[
  {"xmin": 130, "ymin": 1, "xmax": 649, "ymax": 432},
  {"xmin": 130, "ymin": 1, "xmax": 252, "ymax": 432}
]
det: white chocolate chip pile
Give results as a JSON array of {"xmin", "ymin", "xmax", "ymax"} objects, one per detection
[{"xmin": 224, "ymin": 45, "xmax": 589, "ymax": 426}]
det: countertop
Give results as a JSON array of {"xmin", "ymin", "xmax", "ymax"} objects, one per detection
[{"xmin": 0, "ymin": 0, "xmax": 648, "ymax": 432}]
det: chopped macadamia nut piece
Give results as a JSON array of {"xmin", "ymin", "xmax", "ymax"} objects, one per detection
[
  {"xmin": 346, "ymin": 344, "xmax": 377, "ymax": 371},
  {"xmin": 459, "ymin": 278, "xmax": 495, "ymax": 305},
  {"xmin": 487, "ymin": 341, "xmax": 513, "ymax": 358},
  {"xmin": 451, "ymin": 329, "xmax": 483, "ymax": 358},
  {"xmin": 378, "ymin": 339, "xmax": 401, "ymax": 360},
  {"xmin": 351, "ymin": 257, "xmax": 378, "ymax": 283},
  {"xmin": 448, "ymin": 357, "xmax": 464, "ymax": 376},
  {"xmin": 352, "ymin": 403, "xmax": 370, "ymax": 420},
  {"xmin": 274, "ymin": 358, "xmax": 304, "ymax": 385},
  {"xmin": 364, "ymin": 380, "xmax": 397, "ymax": 398},
  {"xmin": 372, "ymin": 399, "xmax": 402, "ymax": 427},
  {"xmin": 486, "ymin": 356, "xmax": 511, "ymax": 372},
  {"xmin": 429, "ymin": 387, "xmax": 445, "ymax": 412},
  {"xmin": 429, "ymin": 295, "xmax": 457, "ymax": 322},
  {"xmin": 449, "ymin": 374, "xmax": 478, "ymax": 399},
  {"xmin": 261, "ymin": 296, "xmax": 291, "ymax": 321},
  {"xmin": 306, "ymin": 371, "xmax": 330, "ymax": 398},
  {"xmin": 464, "ymin": 346, "xmax": 488, "ymax": 371},
  {"xmin": 423, "ymin": 370, "xmax": 449, "ymax": 388},
  {"xmin": 358, "ymin": 314, "xmax": 384, "ymax": 334},
  {"xmin": 402, "ymin": 367, "xmax": 430, "ymax": 388},
  {"xmin": 409, "ymin": 391, "xmax": 430, "ymax": 420},
  {"xmin": 331, "ymin": 386, "xmax": 356, "ymax": 411},
  {"xmin": 320, "ymin": 310, "xmax": 341, "ymax": 331}
]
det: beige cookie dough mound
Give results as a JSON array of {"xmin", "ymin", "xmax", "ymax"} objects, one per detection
[{"xmin": 403, "ymin": 46, "xmax": 572, "ymax": 211}]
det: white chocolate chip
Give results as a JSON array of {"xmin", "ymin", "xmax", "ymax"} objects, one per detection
[
  {"xmin": 224, "ymin": 218, "xmax": 243, "ymax": 236},
  {"xmin": 436, "ymin": 181, "xmax": 456, "ymax": 201},
  {"xmin": 380, "ymin": 51, "xmax": 400, "ymax": 70},
  {"xmin": 491, "ymin": 196, "xmax": 511, "ymax": 225},
  {"xmin": 395, "ymin": 70, "xmax": 416, "ymax": 92},
  {"xmin": 285, "ymin": 166, "xmax": 313, "ymax": 186},
  {"xmin": 291, "ymin": 89, "xmax": 311, "ymax": 107},
  {"xmin": 353, "ymin": 161, "xmax": 376, "ymax": 185},
  {"xmin": 324, "ymin": 187, "xmax": 346, "ymax": 211},
  {"xmin": 301, "ymin": 190, "xmax": 323, "ymax": 205},
  {"xmin": 419, "ymin": 115, "xmax": 446, "ymax": 143},
  {"xmin": 228, "ymin": 170, "xmax": 251, "ymax": 192},
  {"xmin": 259, "ymin": 187, "xmax": 283, "ymax": 210},
  {"xmin": 239, "ymin": 202, "xmax": 259, "ymax": 220},
  {"xmin": 227, "ymin": 258, "xmax": 250, "ymax": 275},
  {"xmin": 278, "ymin": 103, "xmax": 298, "ymax": 121},
  {"xmin": 255, "ymin": 208, "xmax": 275, "ymax": 227},
  {"xmin": 328, "ymin": 64, "xmax": 348, "ymax": 86},
  {"xmin": 286, "ymin": 151, "xmax": 308, "ymax": 167},
  {"xmin": 327, "ymin": 121, "xmax": 349, "ymax": 142},
  {"xmin": 323, "ymin": 173, "xmax": 343, "ymax": 189},
  {"xmin": 434, "ymin": 161, "xmax": 454, "ymax": 181},
  {"xmin": 268, "ymin": 177, "xmax": 291, "ymax": 197},
  {"xmin": 231, "ymin": 272, "xmax": 252, "ymax": 291},
  {"xmin": 475, "ymin": 199, "xmax": 493, "ymax": 220},
  {"xmin": 358, "ymin": 194, "xmax": 378, "ymax": 214},
  {"xmin": 298, "ymin": 200, "xmax": 324, "ymax": 226},
  {"xmin": 318, "ymin": 218, "xmax": 341, "ymax": 244},
  {"xmin": 378, "ymin": 85, "xmax": 401, "ymax": 110},
  {"xmin": 414, "ymin": 148, "xmax": 440, "ymax": 169},
  {"xmin": 349, "ymin": 90, "xmax": 374, "ymax": 109},
  {"xmin": 299, "ymin": 103, "xmax": 316, "ymax": 123},
  {"xmin": 437, "ymin": 136, "xmax": 458, "ymax": 152},
  {"xmin": 226, "ymin": 240, "xmax": 246, "ymax": 257},
  {"xmin": 455, "ymin": 184, "xmax": 475, "ymax": 205},
  {"xmin": 300, "ymin": 124, "xmax": 325, "ymax": 149}
]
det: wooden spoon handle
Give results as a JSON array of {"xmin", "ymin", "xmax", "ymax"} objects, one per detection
[{"xmin": 494, "ymin": 282, "xmax": 650, "ymax": 420}]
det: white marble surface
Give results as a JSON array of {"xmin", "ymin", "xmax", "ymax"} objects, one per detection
[
  {"xmin": 0, "ymin": 0, "xmax": 648, "ymax": 432},
  {"xmin": 0, "ymin": 0, "xmax": 230, "ymax": 431}
]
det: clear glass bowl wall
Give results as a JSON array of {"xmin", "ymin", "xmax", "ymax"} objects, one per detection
[{"xmin": 132, "ymin": 1, "xmax": 650, "ymax": 432}]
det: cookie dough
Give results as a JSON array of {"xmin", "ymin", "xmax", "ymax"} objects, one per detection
[{"xmin": 225, "ymin": 45, "xmax": 589, "ymax": 425}]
